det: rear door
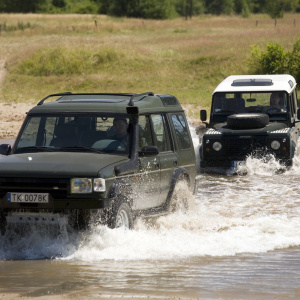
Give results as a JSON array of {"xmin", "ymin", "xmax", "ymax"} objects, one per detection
[
  {"xmin": 150, "ymin": 114, "xmax": 177, "ymax": 205},
  {"xmin": 134, "ymin": 115, "xmax": 161, "ymax": 210}
]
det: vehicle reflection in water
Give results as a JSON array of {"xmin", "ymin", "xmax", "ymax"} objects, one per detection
[{"xmin": 1, "ymin": 132, "xmax": 300, "ymax": 299}]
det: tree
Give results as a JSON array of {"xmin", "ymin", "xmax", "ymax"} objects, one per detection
[
  {"xmin": 205, "ymin": 0, "xmax": 234, "ymax": 15},
  {"xmin": 140, "ymin": 0, "xmax": 177, "ymax": 19},
  {"xmin": 249, "ymin": 40, "xmax": 300, "ymax": 83},
  {"xmin": 0, "ymin": 0, "xmax": 47, "ymax": 12},
  {"xmin": 264, "ymin": 0, "xmax": 299, "ymax": 18},
  {"xmin": 234, "ymin": 0, "xmax": 251, "ymax": 17},
  {"xmin": 174, "ymin": 0, "xmax": 205, "ymax": 18},
  {"xmin": 52, "ymin": 0, "xmax": 66, "ymax": 8}
]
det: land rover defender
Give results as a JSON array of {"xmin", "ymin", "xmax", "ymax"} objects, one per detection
[{"xmin": 200, "ymin": 75, "xmax": 300, "ymax": 171}]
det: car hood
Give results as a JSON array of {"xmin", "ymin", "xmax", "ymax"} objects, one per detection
[
  {"xmin": 214, "ymin": 122, "xmax": 287, "ymax": 134},
  {"xmin": 0, "ymin": 152, "xmax": 128, "ymax": 177}
]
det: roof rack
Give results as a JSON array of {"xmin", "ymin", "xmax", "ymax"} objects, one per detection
[{"xmin": 37, "ymin": 92, "xmax": 154, "ymax": 106}]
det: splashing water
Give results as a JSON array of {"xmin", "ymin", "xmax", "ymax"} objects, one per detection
[{"xmin": 1, "ymin": 124, "xmax": 300, "ymax": 261}]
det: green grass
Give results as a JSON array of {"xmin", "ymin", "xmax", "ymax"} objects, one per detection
[{"xmin": 1, "ymin": 13, "xmax": 300, "ymax": 115}]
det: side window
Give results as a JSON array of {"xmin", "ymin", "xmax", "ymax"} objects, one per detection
[
  {"xmin": 293, "ymin": 89, "xmax": 298, "ymax": 113},
  {"xmin": 296, "ymin": 90, "xmax": 300, "ymax": 109},
  {"xmin": 290, "ymin": 93, "xmax": 295, "ymax": 117},
  {"xmin": 138, "ymin": 115, "xmax": 153, "ymax": 150},
  {"xmin": 18, "ymin": 117, "xmax": 41, "ymax": 148},
  {"xmin": 171, "ymin": 113, "xmax": 191, "ymax": 149},
  {"xmin": 150, "ymin": 114, "xmax": 172, "ymax": 152}
]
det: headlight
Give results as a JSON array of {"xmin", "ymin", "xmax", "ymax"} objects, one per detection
[
  {"xmin": 71, "ymin": 178, "xmax": 92, "ymax": 194},
  {"xmin": 271, "ymin": 140, "xmax": 280, "ymax": 150},
  {"xmin": 212, "ymin": 141, "xmax": 222, "ymax": 151},
  {"xmin": 93, "ymin": 178, "xmax": 106, "ymax": 192}
]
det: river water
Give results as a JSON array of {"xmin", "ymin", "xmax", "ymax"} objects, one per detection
[{"xmin": 0, "ymin": 129, "xmax": 300, "ymax": 299}]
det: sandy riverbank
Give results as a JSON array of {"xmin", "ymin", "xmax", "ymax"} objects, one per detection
[{"xmin": 0, "ymin": 102, "xmax": 33, "ymax": 140}]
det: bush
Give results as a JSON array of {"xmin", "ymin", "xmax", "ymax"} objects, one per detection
[
  {"xmin": 248, "ymin": 40, "xmax": 300, "ymax": 83},
  {"xmin": 107, "ymin": 0, "xmax": 177, "ymax": 19},
  {"xmin": 11, "ymin": 47, "xmax": 120, "ymax": 76}
]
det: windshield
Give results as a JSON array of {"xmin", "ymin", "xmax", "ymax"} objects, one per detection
[
  {"xmin": 14, "ymin": 114, "xmax": 130, "ymax": 155},
  {"xmin": 212, "ymin": 92, "xmax": 288, "ymax": 121}
]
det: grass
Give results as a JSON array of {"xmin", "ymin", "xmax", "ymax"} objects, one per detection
[{"xmin": 0, "ymin": 13, "xmax": 300, "ymax": 118}]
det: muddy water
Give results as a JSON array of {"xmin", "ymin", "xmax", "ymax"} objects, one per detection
[{"xmin": 1, "ymin": 133, "xmax": 300, "ymax": 299}]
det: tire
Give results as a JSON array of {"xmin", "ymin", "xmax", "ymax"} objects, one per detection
[
  {"xmin": 227, "ymin": 113, "xmax": 269, "ymax": 129},
  {"xmin": 108, "ymin": 200, "xmax": 134, "ymax": 229},
  {"xmin": 168, "ymin": 178, "xmax": 190, "ymax": 213},
  {"xmin": 0, "ymin": 213, "xmax": 6, "ymax": 236}
]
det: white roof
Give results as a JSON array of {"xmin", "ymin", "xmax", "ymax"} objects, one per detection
[{"xmin": 213, "ymin": 74, "xmax": 297, "ymax": 94}]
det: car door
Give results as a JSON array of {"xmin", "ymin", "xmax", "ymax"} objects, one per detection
[
  {"xmin": 150, "ymin": 114, "xmax": 177, "ymax": 205},
  {"xmin": 133, "ymin": 115, "xmax": 161, "ymax": 210}
]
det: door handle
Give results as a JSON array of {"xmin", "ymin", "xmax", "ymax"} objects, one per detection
[
  {"xmin": 155, "ymin": 163, "xmax": 160, "ymax": 169},
  {"xmin": 173, "ymin": 160, "xmax": 178, "ymax": 166}
]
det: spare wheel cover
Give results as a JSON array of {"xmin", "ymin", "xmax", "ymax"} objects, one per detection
[{"xmin": 227, "ymin": 113, "xmax": 269, "ymax": 129}]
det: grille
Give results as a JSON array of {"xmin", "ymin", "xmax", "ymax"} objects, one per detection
[
  {"xmin": 228, "ymin": 137, "xmax": 266, "ymax": 158},
  {"xmin": 0, "ymin": 178, "xmax": 69, "ymax": 200}
]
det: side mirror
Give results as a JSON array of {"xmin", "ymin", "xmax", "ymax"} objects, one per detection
[
  {"xmin": 0, "ymin": 144, "xmax": 11, "ymax": 156},
  {"xmin": 200, "ymin": 110, "xmax": 207, "ymax": 122},
  {"xmin": 139, "ymin": 145, "xmax": 159, "ymax": 157},
  {"xmin": 297, "ymin": 108, "xmax": 300, "ymax": 120}
]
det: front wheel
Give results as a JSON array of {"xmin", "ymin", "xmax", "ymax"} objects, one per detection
[
  {"xmin": 0, "ymin": 213, "xmax": 6, "ymax": 236},
  {"xmin": 108, "ymin": 201, "xmax": 134, "ymax": 229},
  {"xmin": 168, "ymin": 178, "xmax": 190, "ymax": 213}
]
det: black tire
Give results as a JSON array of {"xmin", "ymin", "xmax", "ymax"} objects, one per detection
[
  {"xmin": 227, "ymin": 113, "xmax": 269, "ymax": 129},
  {"xmin": 0, "ymin": 214, "xmax": 6, "ymax": 236},
  {"xmin": 108, "ymin": 200, "xmax": 134, "ymax": 229}
]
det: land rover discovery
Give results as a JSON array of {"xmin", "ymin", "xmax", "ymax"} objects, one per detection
[{"xmin": 0, "ymin": 92, "xmax": 196, "ymax": 233}]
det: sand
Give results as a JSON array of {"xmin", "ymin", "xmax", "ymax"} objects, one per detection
[{"xmin": 0, "ymin": 102, "xmax": 33, "ymax": 140}]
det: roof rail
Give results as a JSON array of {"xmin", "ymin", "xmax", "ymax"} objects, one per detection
[
  {"xmin": 128, "ymin": 92, "xmax": 154, "ymax": 106},
  {"xmin": 37, "ymin": 92, "xmax": 72, "ymax": 105},
  {"xmin": 37, "ymin": 91, "xmax": 154, "ymax": 106}
]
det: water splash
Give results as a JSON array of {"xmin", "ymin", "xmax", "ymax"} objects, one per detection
[
  {"xmin": 1, "ymin": 124, "xmax": 300, "ymax": 261},
  {"xmin": 236, "ymin": 154, "xmax": 286, "ymax": 176},
  {"xmin": 0, "ymin": 223, "xmax": 79, "ymax": 260}
]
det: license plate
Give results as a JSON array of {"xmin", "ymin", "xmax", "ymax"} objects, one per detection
[
  {"xmin": 231, "ymin": 161, "xmax": 245, "ymax": 169},
  {"xmin": 7, "ymin": 193, "xmax": 49, "ymax": 203}
]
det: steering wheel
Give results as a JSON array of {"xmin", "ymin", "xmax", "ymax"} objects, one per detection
[{"xmin": 265, "ymin": 107, "xmax": 281, "ymax": 113}]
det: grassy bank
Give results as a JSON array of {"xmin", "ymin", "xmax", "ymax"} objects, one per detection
[{"xmin": 0, "ymin": 13, "xmax": 300, "ymax": 118}]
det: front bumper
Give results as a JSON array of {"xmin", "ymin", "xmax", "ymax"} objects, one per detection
[
  {"xmin": 0, "ymin": 177, "xmax": 113, "ymax": 211},
  {"xmin": 201, "ymin": 134, "xmax": 292, "ymax": 169}
]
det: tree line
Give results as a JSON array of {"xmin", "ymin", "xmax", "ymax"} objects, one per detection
[{"xmin": 0, "ymin": 0, "xmax": 299, "ymax": 19}]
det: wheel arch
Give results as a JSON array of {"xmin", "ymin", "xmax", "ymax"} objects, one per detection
[
  {"xmin": 165, "ymin": 168, "xmax": 191, "ymax": 206},
  {"xmin": 108, "ymin": 178, "xmax": 133, "ymax": 206}
]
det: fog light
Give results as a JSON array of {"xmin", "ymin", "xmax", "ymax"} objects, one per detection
[
  {"xmin": 212, "ymin": 141, "xmax": 222, "ymax": 151},
  {"xmin": 271, "ymin": 140, "xmax": 280, "ymax": 150}
]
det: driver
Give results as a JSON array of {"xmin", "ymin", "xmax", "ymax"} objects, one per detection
[
  {"xmin": 112, "ymin": 117, "xmax": 129, "ymax": 147},
  {"xmin": 264, "ymin": 92, "xmax": 286, "ymax": 112}
]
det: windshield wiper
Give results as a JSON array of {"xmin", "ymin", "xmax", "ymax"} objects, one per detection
[
  {"xmin": 15, "ymin": 146, "xmax": 55, "ymax": 152},
  {"xmin": 59, "ymin": 146, "xmax": 104, "ymax": 153}
]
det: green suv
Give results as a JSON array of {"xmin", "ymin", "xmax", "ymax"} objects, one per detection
[
  {"xmin": 200, "ymin": 75, "xmax": 300, "ymax": 171},
  {"xmin": 0, "ymin": 92, "xmax": 196, "ymax": 233}
]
